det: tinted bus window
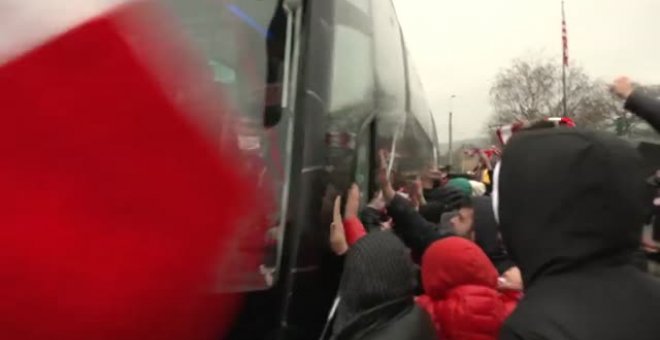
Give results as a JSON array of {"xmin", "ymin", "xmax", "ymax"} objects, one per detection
[
  {"xmin": 325, "ymin": 1, "xmax": 377, "ymax": 194},
  {"xmin": 372, "ymin": 0, "xmax": 407, "ymax": 175},
  {"xmin": 164, "ymin": 0, "xmax": 288, "ymax": 291},
  {"xmin": 409, "ymin": 59, "xmax": 435, "ymax": 140},
  {"xmin": 329, "ymin": 25, "xmax": 374, "ymax": 115}
]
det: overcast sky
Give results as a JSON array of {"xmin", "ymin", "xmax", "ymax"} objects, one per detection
[{"xmin": 392, "ymin": 0, "xmax": 660, "ymax": 142}]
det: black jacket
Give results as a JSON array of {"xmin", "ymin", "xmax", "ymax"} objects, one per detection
[
  {"xmin": 332, "ymin": 232, "xmax": 436, "ymax": 340},
  {"xmin": 625, "ymin": 90, "xmax": 660, "ymax": 133},
  {"xmin": 387, "ymin": 195, "xmax": 452, "ymax": 262},
  {"xmin": 360, "ymin": 207, "xmax": 385, "ymax": 233},
  {"xmin": 472, "ymin": 196, "xmax": 515, "ymax": 274},
  {"xmin": 498, "ymin": 128, "xmax": 660, "ymax": 340},
  {"xmin": 333, "ymin": 300, "xmax": 436, "ymax": 340},
  {"xmin": 389, "ymin": 194, "xmax": 513, "ymax": 273}
]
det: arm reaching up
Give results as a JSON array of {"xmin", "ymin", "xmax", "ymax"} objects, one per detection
[
  {"xmin": 613, "ymin": 76, "xmax": 660, "ymax": 133},
  {"xmin": 376, "ymin": 150, "xmax": 451, "ymax": 260}
]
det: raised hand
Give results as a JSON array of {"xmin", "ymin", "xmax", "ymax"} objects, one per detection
[
  {"xmin": 330, "ymin": 196, "xmax": 349, "ymax": 255},
  {"xmin": 377, "ymin": 149, "xmax": 396, "ymax": 202},
  {"xmin": 612, "ymin": 76, "xmax": 634, "ymax": 100},
  {"xmin": 345, "ymin": 183, "xmax": 361, "ymax": 219}
]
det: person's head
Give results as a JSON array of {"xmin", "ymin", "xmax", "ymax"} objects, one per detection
[
  {"xmin": 334, "ymin": 232, "xmax": 416, "ymax": 334},
  {"xmin": 421, "ymin": 237, "xmax": 498, "ymax": 300},
  {"xmin": 447, "ymin": 177, "xmax": 473, "ymax": 197},
  {"xmin": 495, "ymin": 128, "xmax": 649, "ymax": 287},
  {"xmin": 450, "ymin": 196, "xmax": 474, "ymax": 240}
]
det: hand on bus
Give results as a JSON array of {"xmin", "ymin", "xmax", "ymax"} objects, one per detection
[
  {"xmin": 411, "ymin": 177, "xmax": 426, "ymax": 207},
  {"xmin": 368, "ymin": 191, "xmax": 387, "ymax": 211},
  {"xmin": 420, "ymin": 164, "xmax": 438, "ymax": 189},
  {"xmin": 330, "ymin": 196, "xmax": 349, "ymax": 256},
  {"xmin": 612, "ymin": 76, "xmax": 634, "ymax": 100},
  {"xmin": 345, "ymin": 183, "xmax": 361, "ymax": 219},
  {"xmin": 642, "ymin": 239, "xmax": 659, "ymax": 253},
  {"xmin": 377, "ymin": 150, "xmax": 396, "ymax": 202}
]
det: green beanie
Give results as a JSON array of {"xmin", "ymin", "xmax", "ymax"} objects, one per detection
[{"xmin": 448, "ymin": 178, "xmax": 472, "ymax": 197}]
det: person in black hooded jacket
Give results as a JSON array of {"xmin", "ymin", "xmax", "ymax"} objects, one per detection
[
  {"xmin": 496, "ymin": 128, "xmax": 660, "ymax": 340},
  {"xmin": 331, "ymin": 231, "xmax": 437, "ymax": 340}
]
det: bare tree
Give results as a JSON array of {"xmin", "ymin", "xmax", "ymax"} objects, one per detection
[
  {"xmin": 489, "ymin": 56, "xmax": 558, "ymax": 124},
  {"xmin": 488, "ymin": 55, "xmax": 629, "ymax": 133}
]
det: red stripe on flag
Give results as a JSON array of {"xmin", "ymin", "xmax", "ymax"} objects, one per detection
[
  {"xmin": 562, "ymin": 2, "xmax": 569, "ymax": 67},
  {"xmin": 0, "ymin": 2, "xmax": 262, "ymax": 339}
]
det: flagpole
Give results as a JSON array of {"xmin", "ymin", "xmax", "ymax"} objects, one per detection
[{"xmin": 561, "ymin": 0, "xmax": 568, "ymax": 117}]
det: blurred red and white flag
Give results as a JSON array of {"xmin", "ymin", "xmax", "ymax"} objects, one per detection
[
  {"xmin": 495, "ymin": 122, "xmax": 525, "ymax": 145},
  {"xmin": 0, "ymin": 1, "xmax": 259, "ymax": 339},
  {"xmin": 547, "ymin": 116, "xmax": 577, "ymax": 127}
]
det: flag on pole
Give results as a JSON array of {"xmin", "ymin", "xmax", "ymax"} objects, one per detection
[{"xmin": 562, "ymin": 0, "xmax": 569, "ymax": 66}]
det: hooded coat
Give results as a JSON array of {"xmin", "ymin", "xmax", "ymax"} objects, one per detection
[
  {"xmin": 332, "ymin": 232, "xmax": 437, "ymax": 340},
  {"xmin": 416, "ymin": 237, "xmax": 518, "ymax": 340},
  {"xmin": 497, "ymin": 128, "xmax": 660, "ymax": 340}
]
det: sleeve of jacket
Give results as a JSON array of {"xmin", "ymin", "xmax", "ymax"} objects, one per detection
[
  {"xmin": 491, "ymin": 251, "xmax": 516, "ymax": 275},
  {"xmin": 474, "ymin": 228, "xmax": 514, "ymax": 274},
  {"xmin": 387, "ymin": 195, "xmax": 452, "ymax": 258},
  {"xmin": 359, "ymin": 207, "xmax": 383, "ymax": 232},
  {"xmin": 418, "ymin": 201, "xmax": 446, "ymax": 224},
  {"xmin": 625, "ymin": 90, "xmax": 660, "ymax": 133},
  {"xmin": 499, "ymin": 324, "xmax": 527, "ymax": 340},
  {"xmin": 343, "ymin": 216, "xmax": 367, "ymax": 246},
  {"xmin": 499, "ymin": 323, "xmax": 551, "ymax": 340}
]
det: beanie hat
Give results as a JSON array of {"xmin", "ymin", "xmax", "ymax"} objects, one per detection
[
  {"xmin": 448, "ymin": 178, "xmax": 473, "ymax": 197},
  {"xmin": 333, "ymin": 232, "xmax": 415, "ymax": 334}
]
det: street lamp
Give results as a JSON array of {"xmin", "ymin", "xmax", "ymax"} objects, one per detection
[{"xmin": 448, "ymin": 95, "xmax": 456, "ymax": 168}]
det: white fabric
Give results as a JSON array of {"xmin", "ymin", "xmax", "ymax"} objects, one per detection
[
  {"xmin": 0, "ymin": 0, "xmax": 130, "ymax": 66},
  {"xmin": 497, "ymin": 125, "xmax": 514, "ymax": 145},
  {"xmin": 492, "ymin": 162, "xmax": 501, "ymax": 224},
  {"xmin": 469, "ymin": 180, "xmax": 486, "ymax": 197}
]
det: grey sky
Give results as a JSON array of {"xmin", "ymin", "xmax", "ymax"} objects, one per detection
[{"xmin": 393, "ymin": 0, "xmax": 660, "ymax": 142}]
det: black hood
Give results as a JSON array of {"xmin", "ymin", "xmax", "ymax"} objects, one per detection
[
  {"xmin": 333, "ymin": 232, "xmax": 416, "ymax": 336},
  {"xmin": 498, "ymin": 128, "xmax": 648, "ymax": 287},
  {"xmin": 473, "ymin": 196, "xmax": 515, "ymax": 274}
]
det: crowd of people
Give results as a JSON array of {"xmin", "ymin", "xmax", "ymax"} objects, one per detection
[{"xmin": 324, "ymin": 77, "xmax": 660, "ymax": 340}]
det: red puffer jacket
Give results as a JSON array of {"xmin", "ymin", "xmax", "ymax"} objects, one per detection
[{"xmin": 416, "ymin": 237, "xmax": 519, "ymax": 340}]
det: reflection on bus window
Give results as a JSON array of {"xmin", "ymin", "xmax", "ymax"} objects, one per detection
[
  {"xmin": 329, "ymin": 25, "xmax": 374, "ymax": 114},
  {"xmin": 354, "ymin": 128, "xmax": 372, "ymax": 204},
  {"xmin": 164, "ymin": 0, "xmax": 289, "ymax": 291},
  {"xmin": 347, "ymin": 0, "xmax": 370, "ymax": 15}
]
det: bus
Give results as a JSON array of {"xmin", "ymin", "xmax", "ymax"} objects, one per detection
[{"xmin": 162, "ymin": 0, "xmax": 440, "ymax": 338}]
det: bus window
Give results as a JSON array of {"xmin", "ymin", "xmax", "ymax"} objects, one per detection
[
  {"xmin": 372, "ymin": 0, "xmax": 406, "ymax": 180},
  {"xmin": 163, "ymin": 0, "xmax": 289, "ymax": 291},
  {"xmin": 325, "ymin": 6, "xmax": 376, "ymax": 190},
  {"xmin": 354, "ymin": 124, "xmax": 373, "ymax": 205},
  {"xmin": 328, "ymin": 25, "xmax": 374, "ymax": 117}
]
